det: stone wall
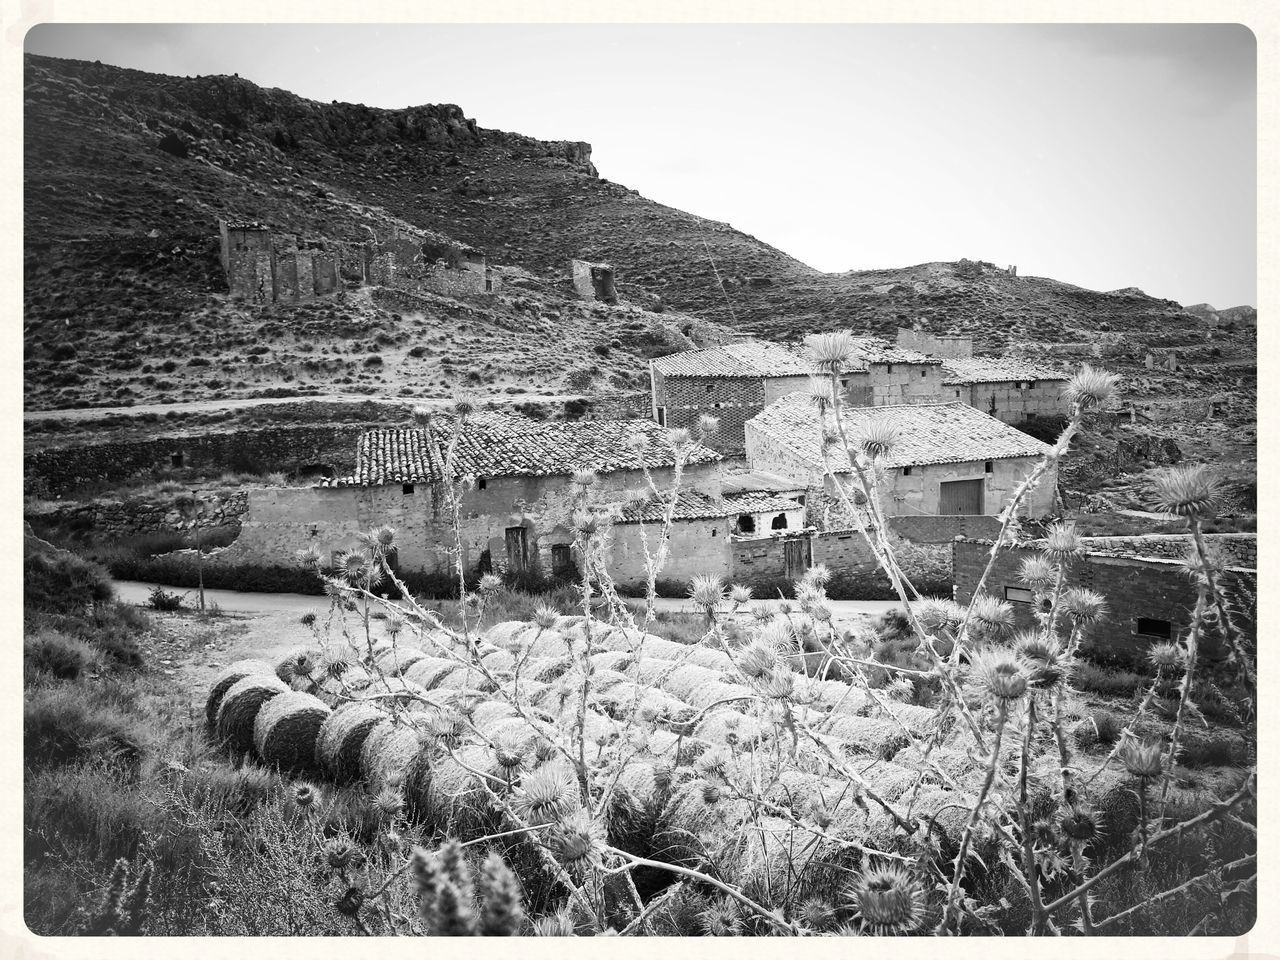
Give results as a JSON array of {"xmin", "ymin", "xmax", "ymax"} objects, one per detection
[
  {"xmin": 26, "ymin": 425, "xmax": 363, "ymax": 496},
  {"xmin": 27, "ymin": 490, "xmax": 249, "ymax": 536},
  {"xmin": 951, "ymin": 380, "xmax": 1069, "ymax": 423},
  {"xmin": 952, "ymin": 538, "xmax": 1256, "ymax": 665},
  {"xmin": 571, "ymin": 260, "xmax": 617, "ymax": 304},
  {"xmin": 895, "ymin": 328, "xmax": 974, "ymax": 359},
  {"xmin": 728, "ymin": 528, "xmax": 877, "ymax": 587},
  {"xmin": 882, "ymin": 456, "xmax": 1056, "ymax": 517},
  {"xmin": 887, "ymin": 514, "xmax": 1003, "ymax": 543},
  {"xmin": 609, "ymin": 517, "xmax": 731, "ymax": 587}
]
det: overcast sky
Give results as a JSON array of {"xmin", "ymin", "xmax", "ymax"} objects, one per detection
[{"xmin": 26, "ymin": 23, "xmax": 1257, "ymax": 308}]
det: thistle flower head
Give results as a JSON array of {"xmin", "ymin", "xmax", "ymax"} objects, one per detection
[
  {"xmin": 967, "ymin": 646, "xmax": 1029, "ymax": 702},
  {"xmin": 1151, "ymin": 464, "xmax": 1220, "ymax": 518},
  {"xmin": 701, "ymin": 782, "xmax": 722, "ymax": 805},
  {"xmin": 570, "ymin": 468, "xmax": 598, "ymax": 491},
  {"xmin": 801, "ymin": 564, "xmax": 832, "ymax": 589},
  {"xmin": 294, "ymin": 782, "xmax": 320, "ymax": 809},
  {"xmin": 698, "ymin": 899, "xmax": 745, "ymax": 937},
  {"xmin": 697, "ymin": 414, "xmax": 720, "ymax": 438},
  {"xmin": 624, "ymin": 432, "xmax": 649, "ymax": 452},
  {"xmin": 571, "ymin": 509, "xmax": 601, "ymax": 538},
  {"xmin": 371, "ymin": 787, "xmax": 405, "ymax": 819},
  {"xmin": 808, "ymin": 379, "xmax": 837, "ymax": 410},
  {"xmin": 752, "ymin": 604, "xmax": 776, "ymax": 624},
  {"xmin": 1064, "ymin": 364, "xmax": 1119, "ymax": 411},
  {"xmin": 729, "ymin": 584, "xmax": 753, "ymax": 605},
  {"xmin": 1119, "ymin": 737, "xmax": 1165, "ymax": 779},
  {"xmin": 847, "ymin": 861, "xmax": 927, "ymax": 935},
  {"xmin": 693, "ymin": 745, "xmax": 732, "ymax": 781},
  {"xmin": 858, "ymin": 421, "xmax": 899, "ymax": 460},
  {"xmin": 807, "ymin": 331, "xmax": 856, "ymax": 375},
  {"xmin": 1060, "ymin": 806, "xmax": 1100, "ymax": 843},
  {"xmin": 1018, "ymin": 555, "xmax": 1057, "ymax": 591},
  {"xmin": 666, "ymin": 427, "xmax": 692, "ymax": 449},
  {"xmin": 799, "ymin": 897, "xmax": 836, "ymax": 932},
  {"xmin": 492, "ymin": 730, "xmax": 530, "ymax": 772},
  {"xmin": 533, "ymin": 605, "xmax": 560, "ymax": 630},
  {"xmin": 966, "ymin": 593, "xmax": 1015, "ymax": 638},
  {"xmin": 1041, "ymin": 523, "xmax": 1082, "ymax": 564},
  {"xmin": 533, "ymin": 910, "xmax": 577, "ymax": 937},
  {"xmin": 1147, "ymin": 642, "xmax": 1183, "ymax": 671},
  {"xmin": 369, "ymin": 525, "xmax": 397, "ymax": 551},
  {"xmin": 737, "ymin": 640, "xmax": 778, "ymax": 679},
  {"xmin": 384, "ymin": 616, "xmax": 405, "ymax": 639},
  {"xmin": 757, "ymin": 667, "xmax": 795, "ymax": 699},
  {"xmin": 323, "ymin": 654, "xmax": 351, "ymax": 680},
  {"xmin": 1061, "ymin": 587, "xmax": 1108, "ymax": 625},
  {"xmin": 549, "ymin": 809, "xmax": 602, "ymax": 871},
  {"xmin": 688, "ymin": 574, "xmax": 726, "ymax": 611},
  {"xmin": 478, "ymin": 573, "xmax": 503, "ymax": 595},
  {"xmin": 295, "ymin": 546, "xmax": 323, "ymax": 569},
  {"xmin": 915, "ymin": 596, "xmax": 964, "ymax": 636},
  {"xmin": 513, "ymin": 764, "xmax": 579, "ymax": 824},
  {"xmin": 341, "ymin": 550, "xmax": 374, "ymax": 586},
  {"xmin": 323, "ymin": 837, "xmax": 364, "ymax": 871},
  {"xmin": 1015, "ymin": 633, "xmax": 1071, "ymax": 691},
  {"xmin": 453, "ymin": 398, "xmax": 474, "ymax": 417}
]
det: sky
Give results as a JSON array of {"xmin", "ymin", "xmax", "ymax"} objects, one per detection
[{"xmin": 25, "ymin": 23, "xmax": 1257, "ymax": 308}]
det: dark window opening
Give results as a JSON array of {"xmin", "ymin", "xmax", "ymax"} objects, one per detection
[
  {"xmin": 711, "ymin": 528, "xmax": 717, "ymax": 538},
  {"xmin": 955, "ymin": 390, "xmax": 961, "ymax": 398},
  {"xmin": 705, "ymin": 384, "xmax": 714, "ymax": 393},
  {"xmin": 920, "ymin": 368, "xmax": 927, "ymax": 378},
  {"xmin": 551, "ymin": 543, "xmax": 572, "ymax": 574},
  {"xmin": 737, "ymin": 514, "xmax": 756, "ymax": 534},
  {"xmin": 656, "ymin": 407, "xmax": 667, "ymax": 426},
  {"xmin": 1136, "ymin": 617, "xmax": 1173, "ymax": 639},
  {"xmin": 1005, "ymin": 585, "xmax": 1035, "ymax": 604},
  {"xmin": 885, "ymin": 363, "xmax": 894, "ymax": 374},
  {"xmin": 170, "ymin": 453, "xmax": 185, "ymax": 468},
  {"xmin": 477, "ymin": 477, "xmax": 487, "ymax": 490},
  {"xmin": 984, "ymin": 461, "xmax": 994, "ymax": 474},
  {"xmin": 902, "ymin": 466, "xmax": 912, "ymax": 476},
  {"xmin": 402, "ymin": 483, "xmax": 415, "ymax": 495},
  {"xmin": 770, "ymin": 513, "xmax": 788, "ymax": 530}
]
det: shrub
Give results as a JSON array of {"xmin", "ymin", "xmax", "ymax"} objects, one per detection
[
  {"xmin": 147, "ymin": 586, "xmax": 183, "ymax": 611},
  {"xmin": 24, "ymin": 685, "xmax": 147, "ymax": 775},
  {"xmin": 1072, "ymin": 662, "xmax": 1148, "ymax": 697},
  {"xmin": 24, "ymin": 630, "xmax": 105, "ymax": 682}
]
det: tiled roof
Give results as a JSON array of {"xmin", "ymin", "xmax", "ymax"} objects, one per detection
[
  {"xmin": 615, "ymin": 489, "xmax": 727, "ymax": 523},
  {"xmin": 650, "ymin": 339, "xmax": 814, "ymax": 378},
  {"xmin": 747, "ymin": 393, "xmax": 1052, "ymax": 470},
  {"xmin": 720, "ymin": 469, "xmax": 809, "ymax": 496},
  {"xmin": 723, "ymin": 491, "xmax": 805, "ymax": 514},
  {"xmin": 351, "ymin": 415, "xmax": 721, "ymax": 486},
  {"xmin": 1076, "ymin": 534, "xmax": 1256, "ymax": 571},
  {"xmin": 941, "ymin": 357, "xmax": 1069, "ymax": 386},
  {"xmin": 803, "ymin": 334, "xmax": 943, "ymax": 372}
]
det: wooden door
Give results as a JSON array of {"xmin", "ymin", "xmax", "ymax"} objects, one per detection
[
  {"xmin": 505, "ymin": 527, "xmax": 528, "ymax": 572},
  {"xmin": 784, "ymin": 537, "xmax": 812, "ymax": 580},
  {"xmin": 939, "ymin": 479, "xmax": 984, "ymax": 515}
]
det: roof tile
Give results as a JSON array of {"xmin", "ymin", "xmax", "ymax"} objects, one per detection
[{"xmin": 941, "ymin": 357, "xmax": 1069, "ymax": 385}]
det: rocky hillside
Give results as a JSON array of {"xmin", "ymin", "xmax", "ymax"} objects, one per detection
[{"xmin": 23, "ymin": 54, "xmax": 1255, "ymax": 507}]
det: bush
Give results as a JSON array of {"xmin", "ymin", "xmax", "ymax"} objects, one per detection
[
  {"xmin": 109, "ymin": 555, "xmax": 327, "ymax": 595},
  {"xmin": 1072, "ymin": 662, "xmax": 1148, "ymax": 697},
  {"xmin": 24, "ymin": 685, "xmax": 148, "ymax": 775},
  {"xmin": 24, "ymin": 630, "xmax": 106, "ymax": 682},
  {"xmin": 148, "ymin": 586, "xmax": 183, "ymax": 611}
]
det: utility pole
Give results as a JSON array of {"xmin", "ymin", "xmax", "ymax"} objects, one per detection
[{"xmin": 178, "ymin": 491, "xmax": 206, "ymax": 612}]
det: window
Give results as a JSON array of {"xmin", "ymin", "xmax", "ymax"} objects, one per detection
[
  {"xmin": 840, "ymin": 378, "xmax": 849, "ymax": 389},
  {"xmin": 477, "ymin": 477, "xmax": 487, "ymax": 490},
  {"xmin": 955, "ymin": 390, "xmax": 961, "ymax": 398},
  {"xmin": 714, "ymin": 402, "xmax": 721, "ymax": 408},
  {"xmin": 705, "ymin": 383, "xmax": 714, "ymax": 393},
  {"xmin": 920, "ymin": 368, "xmax": 927, "ymax": 378},
  {"xmin": 885, "ymin": 363, "xmax": 894, "ymax": 374},
  {"xmin": 656, "ymin": 407, "xmax": 667, "ymax": 426},
  {"xmin": 170, "ymin": 452, "xmax": 185, "ymax": 468},
  {"xmin": 737, "ymin": 514, "xmax": 756, "ymax": 534},
  {"xmin": 902, "ymin": 466, "xmax": 913, "ymax": 476},
  {"xmin": 984, "ymin": 461, "xmax": 994, "ymax": 474},
  {"xmin": 1136, "ymin": 617, "xmax": 1173, "ymax": 639},
  {"xmin": 402, "ymin": 483, "xmax": 415, "ymax": 495},
  {"xmin": 1016, "ymin": 381, "xmax": 1028, "ymax": 390},
  {"xmin": 711, "ymin": 528, "xmax": 717, "ymax": 538},
  {"xmin": 551, "ymin": 544, "xmax": 572, "ymax": 574},
  {"xmin": 770, "ymin": 513, "xmax": 789, "ymax": 530},
  {"xmin": 1005, "ymin": 585, "xmax": 1035, "ymax": 604}
]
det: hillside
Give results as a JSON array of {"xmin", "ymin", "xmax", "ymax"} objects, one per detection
[{"xmin": 23, "ymin": 53, "xmax": 1255, "ymax": 508}]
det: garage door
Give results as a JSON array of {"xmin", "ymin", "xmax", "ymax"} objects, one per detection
[{"xmin": 939, "ymin": 479, "xmax": 984, "ymax": 515}]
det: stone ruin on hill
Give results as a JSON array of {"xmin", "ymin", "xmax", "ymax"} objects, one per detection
[
  {"xmin": 571, "ymin": 258, "xmax": 618, "ymax": 305},
  {"xmin": 218, "ymin": 219, "xmax": 500, "ymax": 304}
]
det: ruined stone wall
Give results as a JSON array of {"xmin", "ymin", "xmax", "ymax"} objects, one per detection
[
  {"xmin": 964, "ymin": 381, "xmax": 1068, "ymax": 423},
  {"xmin": 25, "ymin": 426, "xmax": 363, "ymax": 496},
  {"xmin": 867, "ymin": 363, "xmax": 945, "ymax": 405},
  {"xmin": 571, "ymin": 260, "xmax": 617, "ymax": 304},
  {"xmin": 27, "ymin": 490, "xmax": 249, "ymax": 537},
  {"xmin": 952, "ymin": 539, "xmax": 1255, "ymax": 665},
  {"xmin": 742, "ymin": 421, "xmax": 827, "ymax": 489},
  {"xmin": 895, "ymin": 328, "xmax": 974, "ymax": 359},
  {"xmin": 728, "ymin": 528, "xmax": 876, "ymax": 587}
]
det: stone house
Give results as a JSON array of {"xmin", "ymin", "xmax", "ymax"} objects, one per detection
[
  {"xmin": 649, "ymin": 340, "xmax": 815, "ymax": 452},
  {"xmin": 744, "ymin": 392, "xmax": 1057, "ymax": 520},
  {"xmin": 953, "ymin": 533, "xmax": 1256, "ymax": 665},
  {"xmin": 217, "ymin": 413, "xmax": 724, "ymax": 580},
  {"xmin": 895, "ymin": 326, "xmax": 975, "ymax": 360},
  {"xmin": 939, "ymin": 357, "xmax": 1070, "ymax": 424}
]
